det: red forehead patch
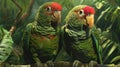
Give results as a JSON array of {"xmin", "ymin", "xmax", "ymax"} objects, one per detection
[
  {"xmin": 50, "ymin": 2, "xmax": 62, "ymax": 11},
  {"xmin": 83, "ymin": 6, "xmax": 95, "ymax": 15}
]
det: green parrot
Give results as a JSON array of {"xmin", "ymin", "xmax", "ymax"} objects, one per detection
[
  {"xmin": 61, "ymin": 5, "xmax": 101, "ymax": 66},
  {"xmin": 23, "ymin": 2, "xmax": 62, "ymax": 67}
]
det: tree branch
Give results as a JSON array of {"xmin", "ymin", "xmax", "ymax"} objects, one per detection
[
  {"xmin": 9, "ymin": 0, "xmax": 22, "ymax": 34},
  {"xmin": 3, "ymin": 0, "xmax": 8, "ymax": 20},
  {"xmin": 5, "ymin": 61, "xmax": 118, "ymax": 67},
  {"xmin": 20, "ymin": 0, "xmax": 34, "ymax": 20},
  {"xmin": 9, "ymin": 0, "xmax": 34, "ymax": 35}
]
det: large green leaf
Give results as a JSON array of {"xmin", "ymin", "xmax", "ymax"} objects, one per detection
[
  {"xmin": 94, "ymin": 1, "xmax": 120, "ymax": 64},
  {"xmin": 0, "ymin": 26, "xmax": 13, "ymax": 63}
]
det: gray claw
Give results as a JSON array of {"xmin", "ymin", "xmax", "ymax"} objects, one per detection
[
  {"xmin": 89, "ymin": 61, "xmax": 98, "ymax": 67},
  {"xmin": 46, "ymin": 61, "xmax": 54, "ymax": 67},
  {"xmin": 73, "ymin": 60, "xmax": 81, "ymax": 67}
]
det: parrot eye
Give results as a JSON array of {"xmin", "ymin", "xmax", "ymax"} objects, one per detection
[
  {"xmin": 46, "ymin": 6, "xmax": 52, "ymax": 12},
  {"xmin": 78, "ymin": 10, "xmax": 84, "ymax": 17},
  {"xmin": 79, "ymin": 11, "xmax": 83, "ymax": 14}
]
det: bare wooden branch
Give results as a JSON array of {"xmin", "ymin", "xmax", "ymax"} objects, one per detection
[
  {"xmin": 20, "ymin": 0, "xmax": 34, "ymax": 20},
  {"xmin": 30, "ymin": 61, "xmax": 118, "ymax": 67},
  {"xmin": 9, "ymin": 0, "xmax": 22, "ymax": 34},
  {"xmin": 3, "ymin": 0, "xmax": 8, "ymax": 20},
  {"xmin": 1, "ymin": 61, "xmax": 118, "ymax": 67},
  {"xmin": 11, "ymin": 0, "xmax": 22, "ymax": 19},
  {"xmin": 9, "ymin": 0, "xmax": 34, "ymax": 35}
]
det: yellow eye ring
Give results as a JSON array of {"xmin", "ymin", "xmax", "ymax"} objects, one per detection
[
  {"xmin": 46, "ymin": 6, "xmax": 52, "ymax": 12},
  {"xmin": 78, "ymin": 10, "xmax": 85, "ymax": 17}
]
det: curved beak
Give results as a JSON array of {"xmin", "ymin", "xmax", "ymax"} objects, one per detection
[
  {"xmin": 52, "ymin": 11, "xmax": 61, "ymax": 23},
  {"xmin": 51, "ymin": 11, "xmax": 61, "ymax": 29},
  {"xmin": 86, "ymin": 14, "xmax": 94, "ymax": 28}
]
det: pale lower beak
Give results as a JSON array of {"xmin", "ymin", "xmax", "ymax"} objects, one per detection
[{"xmin": 86, "ymin": 14, "xmax": 94, "ymax": 28}]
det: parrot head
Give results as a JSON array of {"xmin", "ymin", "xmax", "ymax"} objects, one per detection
[
  {"xmin": 66, "ymin": 5, "xmax": 95, "ymax": 28},
  {"xmin": 35, "ymin": 2, "xmax": 62, "ymax": 29}
]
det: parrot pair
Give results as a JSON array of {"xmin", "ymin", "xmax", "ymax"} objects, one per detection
[{"xmin": 24, "ymin": 1, "xmax": 100, "ymax": 67}]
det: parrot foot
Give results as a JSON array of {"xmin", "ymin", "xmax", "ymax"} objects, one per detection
[
  {"xmin": 46, "ymin": 61, "xmax": 54, "ymax": 67},
  {"xmin": 89, "ymin": 60, "xmax": 98, "ymax": 67},
  {"xmin": 72, "ymin": 60, "xmax": 82, "ymax": 67}
]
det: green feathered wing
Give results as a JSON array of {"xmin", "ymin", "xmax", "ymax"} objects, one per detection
[
  {"xmin": 63, "ymin": 25, "xmax": 98, "ymax": 63},
  {"xmin": 23, "ymin": 21, "xmax": 60, "ymax": 63}
]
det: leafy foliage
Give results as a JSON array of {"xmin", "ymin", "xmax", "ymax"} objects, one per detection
[
  {"xmin": 94, "ymin": 0, "xmax": 120, "ymax": 64},
  {"xmin": 0, "ymin": 0, "xmax": 120, "ymax": 65},
  {"xmin": 0, "ymin": 26, "xmax": 13, "ymax": 63}
]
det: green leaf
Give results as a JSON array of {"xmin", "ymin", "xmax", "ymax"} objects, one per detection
[
  {"xmin": 0, "ymin": 26, "xmax": 13, "ymax": 63},
  {"xmin": 111, "ymin": 56, "xmax": 120, "ymax": 63},
  {"xmin": 111, "ymin": 7, "xmax": 120, "ymax": 22}
]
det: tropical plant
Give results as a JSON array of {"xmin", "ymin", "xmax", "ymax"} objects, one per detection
[
  {"xmin": 0, "ymin": 0, "xmax": 120, "ymax": 65},
  {"xmin": 93, "ymin": 0, "xmax": 120, "ymax": 64}
]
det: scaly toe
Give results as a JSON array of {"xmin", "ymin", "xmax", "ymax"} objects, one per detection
[
  {"xmin": 89, "ymin": 60, "xmax": 98, "ymax": 67},
  {"xmin": 73, "ymin": 60, "xmax": 82, "ymax": 67},
  {"xmin": 46, "ymin": 61, "xmax": 54, "ymax": 67}
]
